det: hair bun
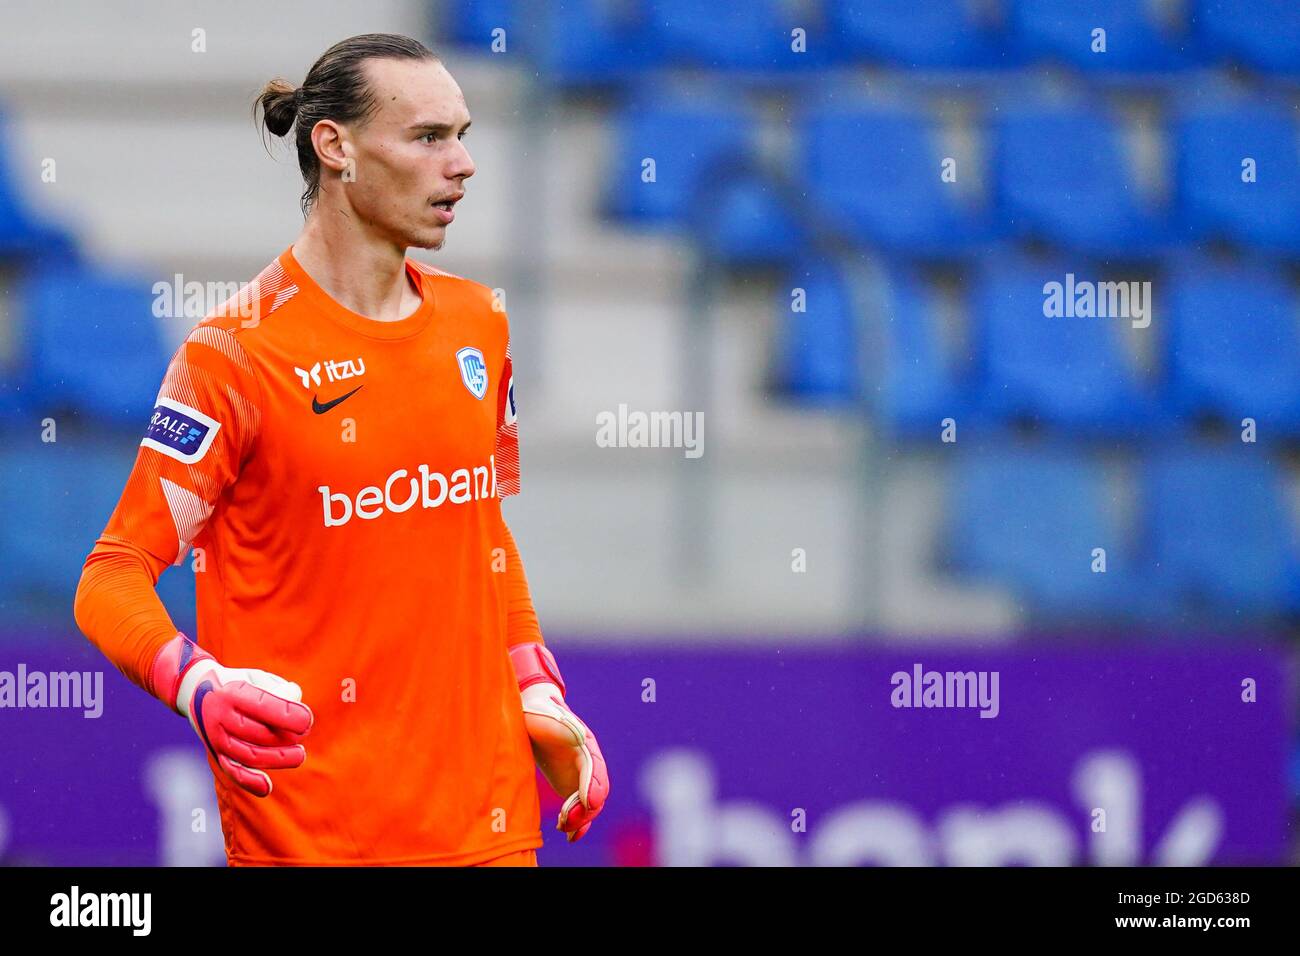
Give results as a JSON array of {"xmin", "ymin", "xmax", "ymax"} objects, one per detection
[{"xmin": 257, "ymin": 78, "xmax": 298, "ymax": 138}]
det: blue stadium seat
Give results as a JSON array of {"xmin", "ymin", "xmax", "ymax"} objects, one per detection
[
  {"xmin": 771, "ymin": 258, "xmax": 861, "ymax": 406},
  {"xmin": 1176, "ymin": 103, "xmax": 1300, "ymax": 255},
  {"xmin": 871, "ymin": 266, "xmax": 968, "ymax": 434},
  {"xmin": 1164, "ymin": 259, "xmax": 1300, "ymax": 433},
  {"xmin": 994, "ymin": 106, "xmax": 1174, "ymax": 256},
  {"xmin": 0, "ymin": 430, "xmax": 196, "ymax": 621},
  {"xmin": 1191, "ymin": 0, "xmax": 1300, "ymax": 74},
  {"xmin": 536, "ymin": 0, "xmax": 656, "ymax": 86},
  {"xmin": 0, "ymin": 114, "xmax": 75, "ymax": 263},
  {"xmin": 1008, "ymin": 0, "xmax": 1192, "ymax": 73},
  {"xmin": 0, "ymin": 375, "xmax": 26, "ymax": 425},
  {"xmin": 1143, "ymin": 450, "xmax": 1300, "ymax": 615},
  {"xmin": 688, "ymin": 169, "xmax": 807, "ymax": 267},
  {"xmin": 801, "ymin": 106, "xmax": 998, "ymax": 258},
  {"xmin": 604, "ymin": 94, "xmax": 755, "ymax": 229},
  {"xmin": 946, "ymin": 447, "xmax": 1165, "ymax": 617},
  {"xmin": 19, "ymin": 265, "xmax": 168, "ymax": 427},
  {"xmin": 439, "ymin": 0, "xmax": 657, "ymax": 87},
  {"xmin": 970, "ymin": 257, "xmax": 1160, "ymax": 434},
  {"xmin": 826, "ymin": 0, "xmax": 1007, "ymax": 69},
  {"xmin": 643, "ymin": 0, "xmax": 835, "ymax": 75},
  {"xmin": 0, "ymin": 433, "xmax": 132, "ymax": 601},
  {"xmin": 772, "ymin": 259, "xmax": 968, "ymax": 426},
  {"xmin": 440, "ymin": 0, "xmax": 517, "ymax": 48}
]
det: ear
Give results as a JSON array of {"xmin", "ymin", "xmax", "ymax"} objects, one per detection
[{"xmin": 311, "ymin": 118, "xmax": 352, "ymax": 176}]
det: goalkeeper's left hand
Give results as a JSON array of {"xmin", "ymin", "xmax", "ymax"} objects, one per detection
[{"xmin": 509, "ymin": 642, "xmax": 609, "ymax": 842}]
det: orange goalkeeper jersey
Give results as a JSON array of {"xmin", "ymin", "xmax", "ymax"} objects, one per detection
[{"xmin": 98, "ymin": 246, "xmax": 541, "ymax": 865}]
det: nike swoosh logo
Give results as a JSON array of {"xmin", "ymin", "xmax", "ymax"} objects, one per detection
[
  {"xmin": 312, "ymin": 385, "xmax": 363, "ymax": 414},
  {"xmin": 193, "ymin": 681, "xmax": 219, "ymax": 760}
]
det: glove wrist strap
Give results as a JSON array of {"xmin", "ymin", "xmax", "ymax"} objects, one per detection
[
  {"xmin": 509, "ymin": 642, "xmax": 566, "ymax": 697},
  {"xmin": 148, "ymin": 632, "xmax": 215, "ymax": 715}
]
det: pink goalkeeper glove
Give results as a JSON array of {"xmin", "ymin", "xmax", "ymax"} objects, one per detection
[
  {"xmin": 149, "ymin": 633, "xmax": 314, "ymax": 798},
  {"xmin": 509, "ymin": 642, "xmax": 609, "ymax": 842}
]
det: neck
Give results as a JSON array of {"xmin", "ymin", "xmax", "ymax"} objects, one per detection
[{"xmin": 291, "ymin": 204, "xmax": 422, "ymax": 322}]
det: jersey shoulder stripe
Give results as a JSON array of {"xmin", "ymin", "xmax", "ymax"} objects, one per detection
[
  {"xmin": 186, "ymin": 325, "xmax": 254, "ymax": 374},
  {"xmin": 206, "ymin": 258, "xmax": 301, "ymax": 335},
  {"xmin": 407, "ymin": 259, "xmax": 498, "ymax": 308},
  {"xmin": 407, "ymin": 257, "xmax": 463, "ymax": 280}
]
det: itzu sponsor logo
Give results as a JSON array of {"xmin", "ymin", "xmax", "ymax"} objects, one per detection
[
  {"xmin": 294, "ymin": 356, "xmax": 366, "ymax": 388},
  {"xmin": 319, "ymin": 455, "xmax": 502, "ymax": 527},
  {"xmin": 1042, "ymin": 273, "xmax": 1151, "ymax": 329}
]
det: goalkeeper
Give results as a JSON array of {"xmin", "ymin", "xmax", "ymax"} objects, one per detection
[{"xmin": 73, "ymin": 33, "xmax": 607, "ymax": 866}]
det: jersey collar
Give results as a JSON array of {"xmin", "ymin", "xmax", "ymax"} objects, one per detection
[{"xmin": 279, "ymin": 244, "xmax": 437, "ymax": 341}]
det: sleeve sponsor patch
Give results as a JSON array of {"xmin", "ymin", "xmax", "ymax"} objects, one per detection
[{"xmin": 141, "ymin": 398, "xmax": 221, "ymax": 464}]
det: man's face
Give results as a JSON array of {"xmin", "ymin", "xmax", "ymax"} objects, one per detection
[{"xmin": 339, "ymin": 58, "xmax": 475, "ymax": 250}]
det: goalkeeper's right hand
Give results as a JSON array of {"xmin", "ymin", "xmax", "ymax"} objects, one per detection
[{"xmin": 149, "ymin": 633, "xmax": 314, "ymax": 797}]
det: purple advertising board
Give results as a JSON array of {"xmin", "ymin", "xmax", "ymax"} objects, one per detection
[{"xmin": 0, "ymin": 637, "xmax": 1292, "ymax": 866}]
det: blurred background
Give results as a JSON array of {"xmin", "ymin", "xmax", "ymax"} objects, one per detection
[{"xmin": 0, "ymin": 0, "xmax": 1296, "ymax": 865}]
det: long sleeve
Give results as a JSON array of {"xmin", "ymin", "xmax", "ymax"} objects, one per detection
[
  {"xmin": 73, "ymin": 535, "xmax": 178, "ymax": 694},
  {"xmin": 74, "ymin": 320, "xmax": 261, "ymax": 695},
  {"xmin": 501, "ymin": 518, "xmax": 543, "ymax": 646}
]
